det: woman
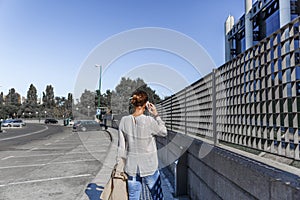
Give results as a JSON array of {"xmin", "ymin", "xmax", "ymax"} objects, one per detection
[{"xmin": 117, "ymin": 90, "xmax": 167, "ymax": 200}]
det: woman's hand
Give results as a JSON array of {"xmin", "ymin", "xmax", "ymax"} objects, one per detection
[{"xmin": 147, "ymin": 102, "xmax": 158, "ymax": 117}]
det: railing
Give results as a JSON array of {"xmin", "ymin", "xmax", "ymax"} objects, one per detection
[{"xmin": 157, "ymin": 17, "xmax": 300, "ymax": 160}]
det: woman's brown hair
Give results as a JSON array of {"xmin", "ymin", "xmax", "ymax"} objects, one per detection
[{"xmin": 130, "ymin": 90, "xmax": 148, "ymax": 107}]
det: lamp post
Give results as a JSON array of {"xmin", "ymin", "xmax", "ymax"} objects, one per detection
[
  {"xmin": 76, "ymin": 107, "xmax": 78, "ymax": 120},
  {"xmin": 95, "ymin": 64, "xmax": 102, "ymax": 118}
]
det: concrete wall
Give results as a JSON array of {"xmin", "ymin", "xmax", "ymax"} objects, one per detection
[{"xmin": 157, "ymin": 131, "xmax": 300, "ymax": 200}]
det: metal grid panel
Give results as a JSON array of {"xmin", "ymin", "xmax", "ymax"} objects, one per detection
[{"xmin": 158, "ymin": 17, "xmax": 300, "ymax": 160}]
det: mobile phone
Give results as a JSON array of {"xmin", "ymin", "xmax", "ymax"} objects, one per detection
[{"xmin": 146, "ymin": 101, "xmax": 150, "ymax": 110}]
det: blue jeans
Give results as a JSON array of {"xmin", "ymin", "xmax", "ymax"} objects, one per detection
[{"xmin": 127, "ymin": 170, "xmax": 164, "ymax": 200}]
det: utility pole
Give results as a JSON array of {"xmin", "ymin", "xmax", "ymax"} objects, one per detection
[{"xmin": 95, "ymin": 65, "xmax": 102, "ymax": 119}]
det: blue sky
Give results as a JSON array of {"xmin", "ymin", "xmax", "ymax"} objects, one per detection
[{"xmin": 0, "ymin": 0, "xmax": 245, "ymax": 99}]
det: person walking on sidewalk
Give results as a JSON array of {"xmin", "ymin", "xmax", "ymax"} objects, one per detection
[{"xmin": 117, "ymin": 90, "xmax": 167, "ymax": 200}]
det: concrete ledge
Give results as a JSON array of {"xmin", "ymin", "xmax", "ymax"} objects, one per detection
[{"xmin": 157, "ymin": 131, "xmax": 300, "ymax": 200}]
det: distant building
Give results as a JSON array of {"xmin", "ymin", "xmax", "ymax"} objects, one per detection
[{"xmin": 225, "ymin": 0, "xmax": 300, "ymax": 62}]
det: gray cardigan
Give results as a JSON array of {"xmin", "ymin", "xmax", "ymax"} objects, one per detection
[{"xmin": 117, "ymin": 114, "xmax": 167, "ymax": 177}]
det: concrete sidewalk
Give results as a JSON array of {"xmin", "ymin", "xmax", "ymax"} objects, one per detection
[{"xmin": 80, "ymin": 127, "xmax": 186, "ymax": 200}]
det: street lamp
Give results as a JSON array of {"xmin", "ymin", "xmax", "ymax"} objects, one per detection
[
  {"xmin": 95, "ymin": 64, "xmax": 102, "ymax": 118},
  {"xmin": 76, "ymin": 107, "xmax": 79, "ymax": 119},
  {"xmin": 87, "ymin": 105, "xmax": 90, "ymax": 117}
]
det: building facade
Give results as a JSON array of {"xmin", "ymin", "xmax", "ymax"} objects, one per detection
[{"xmin": 225, "ymin": 0, "xmax": 300, "ymax": 62}]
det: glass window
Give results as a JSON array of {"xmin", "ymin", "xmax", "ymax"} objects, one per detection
[
  {"xmin": 265, "ymin": 10, "xmax": 280, "ymax": 36},
  {"xmin": 287, "ymin": 83, "xmax": 292, "ymax": 97},
  {"xmin": 271, "ymin": 62, "xmax": 275, "ymax": 73},
  {"xmin": 278, "ymin": 58, "xmax": 282, "ymax": 71},
  {"xmin": 278, "ymin": 45, "xmax": 282, "ymax": 58},
  {"xmin": 297, "ymin": 82, "xmax": 300, "ymax": 96},
  {"xmin": 292, "ymin": 14, "xmax": 299, "ymax": 21},
  {"xmin": 286, "ymin": 68, "xmax": 291, "ymax": 83},
  {"xmin": 285, "ymin": 54, "xmax": 291, "ymax": 69},
  {"xmin": 296, "ymin": 66, "xmax": 300, "ymax": 80},
  {"xmin": 295, "ymin": 38, "xmax": 300, "ymax": 50},
  {"xmin": 296, "ymin": 52, "xmax": 300, "ymax": 65},
  {"xmin": 278, "ymin": 71, "xmax": 283, "ymax": 84}
]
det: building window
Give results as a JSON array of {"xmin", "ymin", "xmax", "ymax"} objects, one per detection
[
  {"xmin": 287, "ymin": 83, "xmax": 292, "ymax": 97},
  {"xmin": 296, "ymin": 66, "xmax": 300, "ymax": 80},
  {"xmin": 286, "ymin": 68, "xmax": 291, "ymax": 82},
  {"xmin": 265, "ymin": 10, "xmax": 280, "ymax": 36}
]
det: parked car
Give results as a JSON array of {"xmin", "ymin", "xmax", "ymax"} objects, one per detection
[
  {"xmin": 44, "ymin": 118, "xmax": 58, "ymax": 124},
  {"xmin": 2, "ymin": 119, "xmax": 26, "ymax": 127},
  {"xmin": 73, "ymin": 120, "xmax": 101, "ymax": 132}
]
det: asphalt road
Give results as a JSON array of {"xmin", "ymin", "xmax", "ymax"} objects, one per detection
[{"xmin": 0, "ymin": 123, "xmax": 111, "ymax": 200}]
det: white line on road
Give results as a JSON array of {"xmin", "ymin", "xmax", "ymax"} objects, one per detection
[
  {"xmin": 0, "ymin": 158, "xmax": 99, "ymax": 169},
  {"xmin": 28, "ymin": 147, "xmax": 39, "ymax": 152},
  {"xmin": 0, "ymin": 150, "xmax": 107, "ymax": 159},
  {"xmin": 45, "ymin": 143, "xmax": 52, "ymax": 146},
  {"xmin": 1, "ymin": 156, "xmax": 14, "ymax": 160},
  {"xmin": 0, "ymin": 125, "xmax": 48, "ymax": 141},
  {"xmin": 0, "ymin": 174, "xmax": 91, "ymax": 187}
]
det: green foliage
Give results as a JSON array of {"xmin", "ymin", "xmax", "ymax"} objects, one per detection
[
  {"xmin": 74, "ymin": 89, "xmax": 96, "ymax": 118},
  {"xmin": 111, "ymin": 77, "xmax": 161, "ymax": 114},
  {"xmin": 0, "ymin": 84, "xmax": 73, "ymax": 119},
  {"xmin": 27, "ymin": 84, "xmax": 37, "ymax": 106},
  {"xmin": 0, "ymin": 77, "xmax": 160, "ymax": 119},
  {"xmin": 43, "ymin": 85, "xmax": 55, "ymax": 109},
  {"xmin": 5, "ymin": 88, "xmax": 20, "ymax": 106}
]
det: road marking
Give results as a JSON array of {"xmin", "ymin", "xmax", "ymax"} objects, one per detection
[
  {"xmin": 28, "ymin": 147, "xmax": 39, "ymax": 152},
  {"xmin": 1, "ymin": 156, "xmax": 14, "ymax": 160},
  {"xmin": 0, "ymin": 174, "xmax": 91, "ymax": 187},
  {"xmin": 0, "ymin": 159, "xmax": 98, "ymax": 169},
  {"xmin": 0, "ymin": 125, "xmax": 48, "ymax": 141},
  {"xmin": 1, "ymin": 150, "xmax": 107, "ymax": 159},
  {"xmin": 45, "ymin": 143, "xmax": 52, "ymax": 146}
]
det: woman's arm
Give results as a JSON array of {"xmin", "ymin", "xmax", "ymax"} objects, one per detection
[
  {"xmin": 152, "ymin": 116, "xmax": 167, "ymax": 137},
  {"xmin": 116, "ymin": 118, "xmax": 127, "ymax": 162}
]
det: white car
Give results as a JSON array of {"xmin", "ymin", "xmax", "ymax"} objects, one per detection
[{"xmin": 2, "ymin": 119, "xmax": 26, "ymax": 127}]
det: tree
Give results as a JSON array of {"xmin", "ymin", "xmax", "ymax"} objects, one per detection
[
  {"xmin": 111, "ymin": 77, "xmax": 161, "ymax": 114},
  {"xmin": 95, "ymin": 89, "xmax": 112, "ymax": 109},
  {"xmin": 0, "ymin": 92, "xmax": 3, "ymax": 105},
  {"xmin": 18, "ymin": 84, "xmax": 39, "ymax": 118},
  {"xmin": 66, "ymin": 93, "xmax": 73, "ymax": 118},
  {"xmin": 76, "ymin": 89, "xmax": 96, "ymax": 118},
  {"xmin": 26, "ymin": 84, "xmax": 37, "ymax": 106},
  {"xmin": 43, "ymin": 85, "xmax": 55, "ymax": 109},
  {"xmin": 3, "ymin": 88, "xmax": 21, "ymax": 118},
  {"xmin": 5, "ymin": 88, "xmax": 20, "ymax": 106}
]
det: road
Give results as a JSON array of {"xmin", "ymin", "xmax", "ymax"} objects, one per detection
[{"xmin": 0, "ymin": 123, "xmax": 111, "ymax": 200}]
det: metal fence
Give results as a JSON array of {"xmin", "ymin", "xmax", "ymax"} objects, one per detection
[{"xmin": 157, "ymin": 17, "xmax": 300, "ymax": 160}]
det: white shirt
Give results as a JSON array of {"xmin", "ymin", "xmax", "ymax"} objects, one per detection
[{"xmin": 117, "ymin": 114, "xmax": 167, "ymax": 177}]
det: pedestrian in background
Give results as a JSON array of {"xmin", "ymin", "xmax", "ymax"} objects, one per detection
[{"xmin": 117, "ymin": 90, "xmax": 167, "ymax": 200}]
